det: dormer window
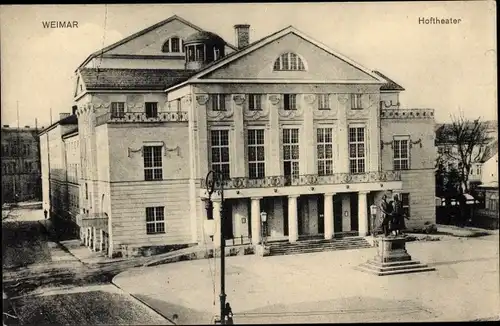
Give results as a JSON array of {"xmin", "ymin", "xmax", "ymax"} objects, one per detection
[
  {"xmin": 162, "ymin": 37, "xmax": 184, "ymax": 53},
  {"xmin": 273, "ymin": 52, "xmax": 305, "ymax": 71}
]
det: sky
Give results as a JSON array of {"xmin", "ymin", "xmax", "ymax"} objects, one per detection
[{"xmin": 0, "ymin": 2, "xmax": 497, "ymax": 128}]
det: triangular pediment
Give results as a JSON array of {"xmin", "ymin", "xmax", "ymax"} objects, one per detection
[
  {"xmin": 77, "ymin": 15, "xmax": 237, "ymax": 70},
  {"xmin": 198, "ymin": 29, "xmax": 382, "ymax": 82}
]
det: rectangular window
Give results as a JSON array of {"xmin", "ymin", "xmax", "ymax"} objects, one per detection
[
  {"xmin": 248, "ymin": 129, "xmax": 265, "ymax": 179},
  {"xmin": 85, "ymin": 183, "xmax": 88, "ymax": 200},
  {"xmin": 144, "ymin": 146, "xmax": 163, "ymax": 181},
  {"xmin": 171, "ymin": 38, "xmax": 180, "ymax": 53},
  {"xmin": 195, "ymin": 44, "xmax": 205, "ymax": 61},
  {"xmin": 318, "ymin": 94, "xmax": 330, "ymax": 110},
  {"xmin": 211, "ymin": 130, "xmax": 230, "ymax": 179},
  {"xmin": 351, "ymin": 94, "xmax": 362, "ymax": 110},
  {"xmin": 284, "ymin": 94, "xmax": 297, "ymax": 110},
  {"xmin": 145, "ymin": 102, "xmax": 158, "ymax": 118},
  {"xmin": 393, "ymin": 137, "xmax": 410, "ymax": 170},
  {"xmin": 401, "ymin": 193, "xmax": 410, "ymax": 217},
  {"xmin": 317, "ymin": 128, "xmax": 333, "ymax": 176},
  {"xmin": 283, "ymin": 128, "xmax": 300, "ymax": 184},
  {"xmin": 349, "ymin": 126, "xmax": 365, "ymax": 174},
  {"xmin": 146, "ymin": 206, "xmax": 165, "ymax": 234},
  {"xmin": 214, "ymin": 48, "xmax": 221, "ymax": 61},
  {"xmin": 111, "ymin": 102, "xmax": 125, "ymax": 118},
  {"xmin": 248, "ymin": 94, "xmax": 262, "ymax": 111},
  {"xmin": 212, "ymin": 94, "xmax": 226, "ymax": 111}
]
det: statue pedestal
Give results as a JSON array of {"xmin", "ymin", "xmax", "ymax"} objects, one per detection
[{"xmin": 356, "ymin": 236, "xmax": 435, "ymax": 276}]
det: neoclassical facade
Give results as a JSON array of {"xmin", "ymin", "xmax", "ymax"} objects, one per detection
[{"xmin": 41, "ymin": 15, "xmax": 436, "ymax": 257}]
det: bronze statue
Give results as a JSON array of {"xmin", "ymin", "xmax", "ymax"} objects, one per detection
[{"xmin": 379, "ymin": 194, "xmax": 393, "ymax": 236}]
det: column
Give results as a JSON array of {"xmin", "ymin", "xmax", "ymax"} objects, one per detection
[
  {"xmin": 99, "ymin": 229, "xmax": 105, "ymax": 252},
  {"xmin": 92, "ymin": 227, "xmax": 97, "ymax": 251},
  {"xmin": 358, "ymin": 191, "xmax": 369, "ymax": 236},
  {"xmin": 288, "ymin": 195, "xmax": 299, "ymax": 243},
  {"xmin": 251, "ymin": 197, "xmax": 262, "ymax": 244},
  {"xmin": 324, "ymin": 193, "xmax": 335, "ymax": 239},
  {"xmin": 213, "ymin": 200, "xmax": 222, "ymax": 248}
]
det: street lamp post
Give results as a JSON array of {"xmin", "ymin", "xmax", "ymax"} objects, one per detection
[
  {"xmin": 260, "ymin": 211, "xmax": 268, "ymax": 246},
  {"xmin": 204, "ymin": 170, "xmax": 231, "ymax": 325}
]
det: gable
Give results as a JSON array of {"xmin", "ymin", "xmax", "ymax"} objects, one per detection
[
  {"xmin": 202, "ymin": 33, "xmax": 379, "ymax": 81},
  {"xmin": 74, "ymin": 74, "xmax": 86, "ymax": 97},
  {"xmin": 106, "ymin": 19, "xmax": 199, "ymax": 56}
]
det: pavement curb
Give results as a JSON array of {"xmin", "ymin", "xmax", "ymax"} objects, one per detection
[{"xmin": 111, "ymin": 280, "xmax": 176, "ymax": 325}]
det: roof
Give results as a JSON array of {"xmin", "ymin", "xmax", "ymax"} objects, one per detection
[
  {"xmin": 480, "ymin": 139, "xmax": 498, "ymax": 163},
  {"xmin": 38, "ymin": 114, "xmax": 78, "ymax": 136},
  {"xmin": 185, "ymin": 31, "xmax": 225, "ymax": 44},
  {"xmin": 79, "ymin": 68, "xmax": 196, "ymax": 90},
  {"xmin": 372, "ymin": 70, "xmax": 405, "ymax": 91},
  {"xmin": 77, "ymin": 15, "xmax": 237, "ymax": 71},
  {"xmin": 62, "ymin": 128, "xmax": 79, "ymax": 139}
]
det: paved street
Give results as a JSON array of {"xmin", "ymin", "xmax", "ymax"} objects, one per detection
[
  {"xmin": 114, "ymin": 234, "xmax": 500, "ymax": 324},
  {"xmin": 2, "ymin": 208, "xmax": 169, "ymax": 325}
]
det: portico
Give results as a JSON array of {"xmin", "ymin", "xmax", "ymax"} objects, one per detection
[{"xmin": 205, "ymin": 176, "xmax": 402, "ymax": 246}]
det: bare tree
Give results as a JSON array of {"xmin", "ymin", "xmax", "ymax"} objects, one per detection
[{"xmin": 437, "ymin": 112, "xmax": 489, "ymax": 194}]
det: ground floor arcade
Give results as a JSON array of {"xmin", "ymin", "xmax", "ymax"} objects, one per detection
[{"xmin": 208, "ymin": 191, "xmax": 388, "ymax": 247}]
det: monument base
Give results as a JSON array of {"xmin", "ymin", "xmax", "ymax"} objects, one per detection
[{"xmin": 356, "ymin": 235, "xmax": 435, "ymax": 276}]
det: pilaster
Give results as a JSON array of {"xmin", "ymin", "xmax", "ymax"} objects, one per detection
[
  {"xmin": 267, "ymin": 94, "xmax": 281, "ymax": 176},
  {"xmin": 195, "ymin": 94, "xmax": 209, "ymax": 178},
  {"xmin": 302, "ymin": 94, "xmax": 316, "ymax": 175},
  {"xmin": 337, "ymin": 94, "xmax": 349, "ymax": 173},
  {"xmin": 232, "ymin": 94, "xmax": 246, "ymax": 177}
]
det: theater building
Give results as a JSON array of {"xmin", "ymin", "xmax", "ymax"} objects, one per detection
[{"xmin": 43, "ymin": 15, "xmax": 436, "ymax": 257}]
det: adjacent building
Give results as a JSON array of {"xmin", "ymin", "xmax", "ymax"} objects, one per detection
[
  {"xmin": 2, "ymin": 125, "xmax": 42, "ymax": 204},
  {"xmin": 39, "ymin": 111, "xmax": 79, "ymax": 235},
  {"xmin": 41, "ymin": 15, "xmax": 437, "ymax": 257}
]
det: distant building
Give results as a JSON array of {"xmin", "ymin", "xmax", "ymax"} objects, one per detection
[
  {"xmin": 435, "ymin": 120, "xmax": 498, "ymax": 185},
  {"xmin": 40, "ymin": 15, "xmax": 437, "ymax": 257},
  {"xmin": 1, "ymin": 125, "xmax": 42, "ymax": 204}
]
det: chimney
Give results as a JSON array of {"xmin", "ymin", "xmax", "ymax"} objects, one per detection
[
  {"xmin": 25, "ymin": 125, "xmax": 30, "ymax": 128},
  {"xmin": 234, "ymin": 24, "xmax": 250, "ymax": 49},
  {"xmin": 72, "ymin": 105, "xmax": 78, "ymax": 115},
  {"xmin": 59, "ymin": 113, "xmax": 71, "ymax": 120}
]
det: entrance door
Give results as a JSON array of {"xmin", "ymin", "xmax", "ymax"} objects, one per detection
[
  {"xmin": 318, "ymin": 195, "xmax": 324, "ymax": 234},
  {"xmin": 350, "ymin": 193, "xmax": 359, "ymax": 232},
  {"xmin": 333, "ymin": 195, "xmax": 342, "ymax": 236},
  {"xmin": 282, "ymin": 197, "xmax": 289, "ymax": 236},
  {"xmin": 222, "ymin": 201, "xmax": 233, "ymax": 239}
]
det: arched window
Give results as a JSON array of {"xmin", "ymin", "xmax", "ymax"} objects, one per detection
[
  {"xmin": 162, "ymin": 37, "xmax": 184, "ymax": 53},
  {"xmin": 273, "ymin": 52, "xmax": 306, "ymax": 71}
]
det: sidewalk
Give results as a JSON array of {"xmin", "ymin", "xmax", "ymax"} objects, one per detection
[
  {"xmin": 436, "ymin": 224, "xmax": 499, "ymax": 237},
  {"xmin": 113, "ymin": 233, "xmax": 500, "ymax": 324}
]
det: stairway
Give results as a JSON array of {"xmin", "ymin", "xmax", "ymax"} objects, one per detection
[{"xmin": 268, "ymin": 236, "xmax": 373, "ymax": 256}]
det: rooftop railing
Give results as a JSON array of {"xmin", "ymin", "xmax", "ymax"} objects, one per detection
[
  {"xmin": 381, "ymin": 108, "xmax": 434, "ymax": 119},
  {"xmin": 200, "ymin": 171, "xmax": 402, "ymax": 190},
  {"xmin": 95, "ymin": 111, "xmax": 188, "ymax": 126}
]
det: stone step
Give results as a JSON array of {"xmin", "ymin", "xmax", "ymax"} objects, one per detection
[
  {"xmin": 269, "ymin": 240, "xmax": 370, "ymax": 249},
  {"xmin": 359, "ymin": 261, "xmax": 431, "ymax": 273},
  {"xmin": 354, "ymin": 264, "xmax": 436, "ymax": 276},
  {"xmin": 364, "ymin": 259, "xmax": 422, "ymax": 267}
]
